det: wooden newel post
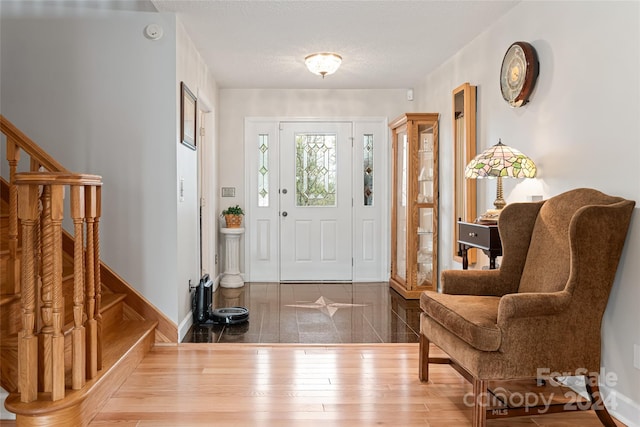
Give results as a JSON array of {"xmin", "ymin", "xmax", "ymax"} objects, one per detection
[{"xmin": 17, "ymin": 184, "xmax": 39, "ymax": 403}]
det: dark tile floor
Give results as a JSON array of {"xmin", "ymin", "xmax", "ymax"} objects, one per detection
[{"xmin": 182, "ymin": 282, "xmax": 422, "ymax": 344}]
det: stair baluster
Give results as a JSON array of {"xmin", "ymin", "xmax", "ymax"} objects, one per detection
[
  {"xmin": 6, "ymin": 139, "xmax": 20, "ymax": 295},
  {"xmin": 70, "ymin": 185, "xmax": 86, "ymax": 390},
  {"xmin": 89, "ymin": 186, "xmax": 102, "ymax": 371},
  {"xmin": 16, "ymin": 184, "xmax": 39, "ymax": 403},
  {"xmin": 50, "ymin": 184, "xmax": 65, "ymax": 401},
  {"xmin": 85, "ymin": 185, "xmax": 98, "ymax": 379},
  {"xmin": 38, "ymin": 185, "xmax": 55, "ymax": 394}
]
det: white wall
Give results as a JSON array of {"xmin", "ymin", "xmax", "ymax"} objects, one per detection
[
  {"xmin": 175, "ymin": 20, "xmax": 219, "ymax": 338},
  {"xmin": 0, "ymin": 7, "xmax": 220, "ymax": 337},
  {"xmin": 0, "ymin": 9, "xmax": 181, "ymax": 323},
  {"xmin": 415, "ymin": 1, "xmax": 640, "ymax": 424}
]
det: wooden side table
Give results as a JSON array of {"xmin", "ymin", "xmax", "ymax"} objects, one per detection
[{"xmin": 457, "ymin": 221, "xmax": 502, "ymax": 270}]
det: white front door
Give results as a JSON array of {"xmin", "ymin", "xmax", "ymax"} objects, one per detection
[{"xmin": 279, "ymin": 122, "xmax": 353, "ymax": 281}]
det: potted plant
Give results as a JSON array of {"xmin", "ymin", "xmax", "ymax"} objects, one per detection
[{"xmin": 221, "ymin": 204, "xmax": 244, "ymax": 228}]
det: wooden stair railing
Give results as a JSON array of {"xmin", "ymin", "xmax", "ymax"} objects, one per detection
[
  {"xmin": 2, "ymin": 114, "xmax": 67, "ymax": 296},
  {"xmin": 1, "ymin": 115, "xmax": 174, "ymax": 425},
  {"xmin": 14, "ymin": 172, "xmax": 103, "ymax": 403},
  {"xmin": 2, "ymin": 115, "xmax": 106, "ymax": 403}
]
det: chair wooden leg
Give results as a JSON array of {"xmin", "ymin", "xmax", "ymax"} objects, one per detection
[
  {"xmin": 585, "ymin": 375, "xmax": 617, "ymax": 427},
  {"xmin": 472, "ymin": 378, "xmax": 488, "ymax": 427},
  {"xmin": 419, "ymin": 334, "xmax": 430, "ymax": 382}
]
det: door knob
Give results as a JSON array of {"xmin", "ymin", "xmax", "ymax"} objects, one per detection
[
  {"xmin": 282, "ymin": 211, "xmax": 288, "ymax": 217},
  {"xmin": 282, "ymin": 188, "xmax": 288, "ymax": 194}
]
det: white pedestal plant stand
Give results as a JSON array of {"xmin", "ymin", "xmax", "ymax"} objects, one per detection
[{"xmin": 220, "ymin": 227, "xmax": 245, "ymax": 288}]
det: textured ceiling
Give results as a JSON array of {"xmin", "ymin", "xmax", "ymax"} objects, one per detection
[
  {"xmin": 4, "ymin": 1, "xmax": 519, "ymax": 89},
  {"xmin": 152, "ymin": 0, "xmax": 519, "ymax": 89}
]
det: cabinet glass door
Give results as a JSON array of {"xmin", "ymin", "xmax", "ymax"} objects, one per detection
[
  {"xmin": 417, "ymin": 207, "xmax": 433, "ymax": 285},
  {"xmin": 417, "ymin": 126, "xmax": 434, "ymax": 204},
  {"xmin": 395, "ymin": 131, "xmax": 407, "ymax": 281},
  {"xmin": 416, "ymin": 125, "xmax": 435, "ymax": 287}
]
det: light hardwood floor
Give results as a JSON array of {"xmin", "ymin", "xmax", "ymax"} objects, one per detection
[{"xmin": 89, "ymin": 343, "xmax": 624, "ymax": 427}]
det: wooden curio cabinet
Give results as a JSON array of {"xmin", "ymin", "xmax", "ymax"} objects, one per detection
[{"xmin": 389, "ymin": 113, "xmax": 439, "ymax": 299}]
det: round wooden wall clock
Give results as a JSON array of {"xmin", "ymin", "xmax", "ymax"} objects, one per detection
[{"xmin": 500, "ymin": 41, "xmax": 539, "ymax": 107}]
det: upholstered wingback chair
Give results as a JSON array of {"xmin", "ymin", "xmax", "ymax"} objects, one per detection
[{"xmin": 419, "ymin": 188, "xmax": 635, "ymax": 426}]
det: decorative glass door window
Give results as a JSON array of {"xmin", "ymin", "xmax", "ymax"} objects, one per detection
[
  {"xmin": 363, "ymin": 134, "xmax": 374, "ymax": 206},
  {"xmin": 258, "ymin": 134, "xmax": 269, "ymax": 207},
  {"xmin": 295, "ymin": 133, "xmax": 337, "ymax": 207}
]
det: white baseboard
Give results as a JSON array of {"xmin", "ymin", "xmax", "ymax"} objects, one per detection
[
  {"xmin": 178, "ymin": 310, "xmax": 194, "ymax": 343},
  {"xmin": 602, "ymin": 385, "xmax": 640, "ymax": 427},
  {"xmin": 564, "ymin": 377, "xmax": 639, "ymax": 427},
  {"xmin": 1, "ymin": 387, "xmax": 15, "ymax": 420}
]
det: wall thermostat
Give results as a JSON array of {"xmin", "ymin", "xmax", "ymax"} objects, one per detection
[{"xmin": 144, "ymin": 24, "xmax": 163, "ymax": 40}]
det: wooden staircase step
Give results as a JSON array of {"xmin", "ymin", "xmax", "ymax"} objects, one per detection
[
  {"xmin": 0, "ymin": 178, "xmax": 7, "ymax": 210},
  {"xmin": 0, "ymin": 293, "xmax": 21, "ymax": 339},
  {"xmin": 1, "ymin": 290, "xmax": 129, "ymax": 394},
  {"xmin": 5, "ymin": 318, "xmax": 157, "ymax": 427},
  {"xmin": 0, "ymin": 248, "xmax": 20, "ymax": 291},
  {"xmin": 2, "ymin": 289, "xmax": 128, "ymax": 334},
  {"xmin": 0, "ymin": 246, "xmax": 72, "ymax": 291},
  {"xmin": 0, "ymin": 293, "xmax": 18, "ymax": 307},
  {"xmin": 0, "ymin": 294, "xmax": 20, "ymax": 393},
  {"xmin": 59, "ymin": 292, "xmax": 127, "ymax": 336},
  {"xmin": 0, "ymin": 213, "xmax": 18, "ymax": 253},
  {"xmin": 89, "ymin": 292, "xmax": 126, "ymax": 339}
]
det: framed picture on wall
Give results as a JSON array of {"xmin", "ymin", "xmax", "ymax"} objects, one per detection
[{"xmin": 181, "ymin": 81, "xmax": 197, "ymax": 150}]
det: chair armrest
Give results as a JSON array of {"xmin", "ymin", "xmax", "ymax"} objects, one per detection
[
  {"xmin": 440, "ymin": 269, "xmax": 518, "ymax": 296},
  {"xmin": 497, "ymin": 291, "xmax": 571, "ymax": 324}
]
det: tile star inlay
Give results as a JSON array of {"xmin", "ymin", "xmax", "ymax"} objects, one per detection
[{"xmin": 286, "ymin": 296, "xmax": 367, "ymax": 318}]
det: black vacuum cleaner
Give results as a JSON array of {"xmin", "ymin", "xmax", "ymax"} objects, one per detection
[{"xmin": 191, "ymin": 274, "xmax": 249, "ymax": 325}]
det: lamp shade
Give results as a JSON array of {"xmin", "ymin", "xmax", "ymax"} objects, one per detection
[
  {"xmin": 465, "ymin": 139, "xmax": 536, "ymax": 214},
  {"xmin": 305, "ymin": 52, "xmax": 342, "ymax": 78},
  {"xmin": 465, "ymin": 139, "xmax": 536, "ymax": 179}
]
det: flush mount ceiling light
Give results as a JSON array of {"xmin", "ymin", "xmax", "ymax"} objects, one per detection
[{"xmin": 304, "ymin": 52, "xmax": 342, "ymax": 78}]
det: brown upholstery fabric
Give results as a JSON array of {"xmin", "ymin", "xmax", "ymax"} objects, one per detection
[
  {"xmin": 420, "ymin": 292, "xmax": 501, "ymax": 351},
  {"xmin": 518, "ymin": 189, "xmax": 628, "ymax": 293},
  {"xmin": 420, "ymin": 188, "xmax": 635, "ymax": 381}
]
